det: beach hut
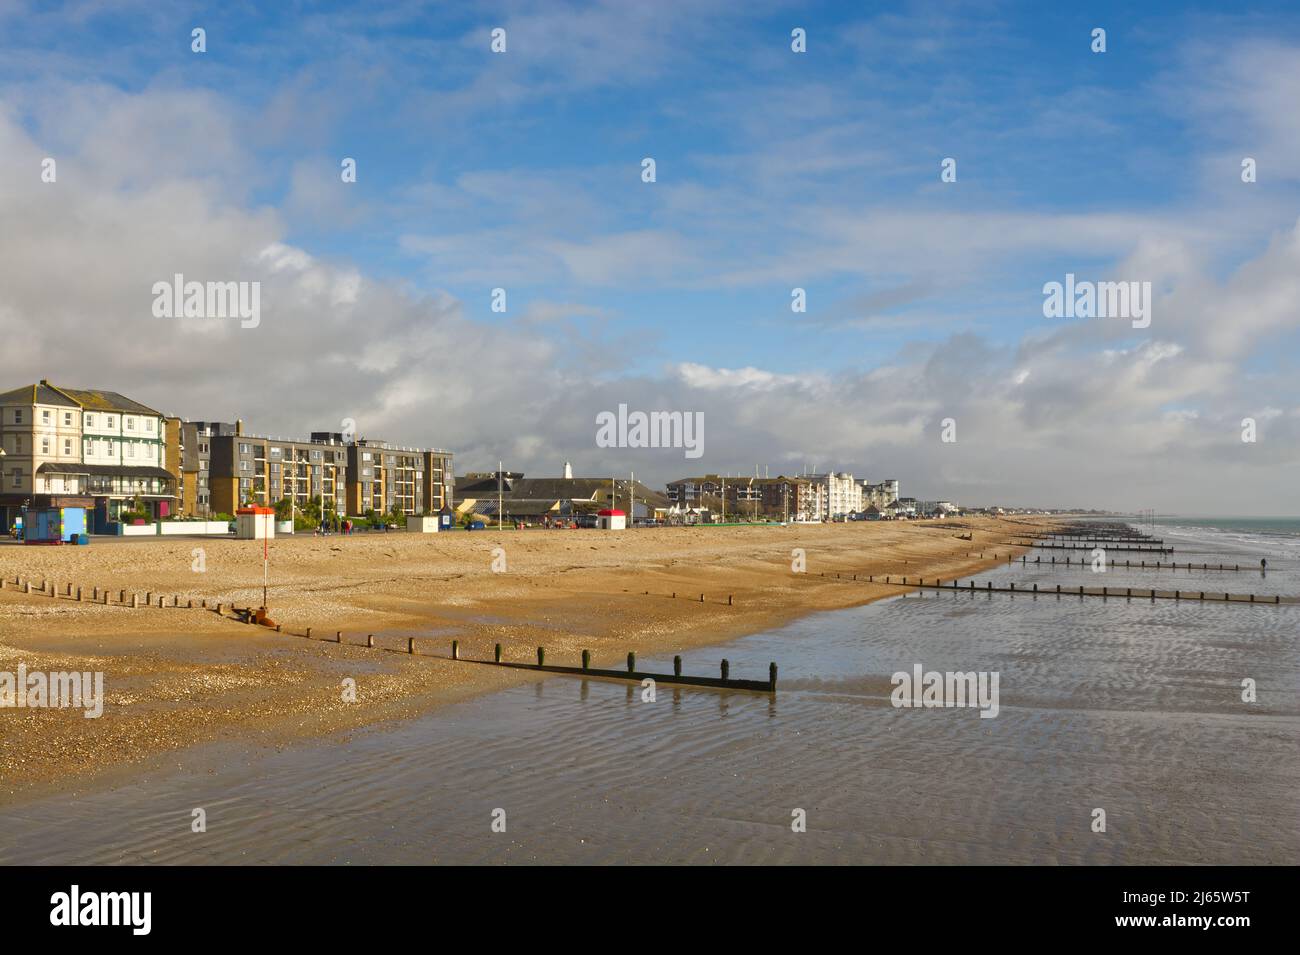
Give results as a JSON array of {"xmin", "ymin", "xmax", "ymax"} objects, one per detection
[
  {"xmin": 235, "ymin": 506, "xmax": 275, "ymax": 540},
  {"xmin": 597, "ymin": 508, "xmax": 626, "ymax": 530},
  {"xmin": 22, "ymin": 506, "xmax": 88, "ymax": 544}
]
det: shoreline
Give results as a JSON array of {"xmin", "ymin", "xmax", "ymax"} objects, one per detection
[{"xmin": 0, "ymin": 516, "xmax": 1054, "ymax": 806}]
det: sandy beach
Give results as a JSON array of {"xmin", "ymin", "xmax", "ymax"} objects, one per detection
[{"xmin": 0, "ymin": 516, "xmax": 1050, "ymax": 803}]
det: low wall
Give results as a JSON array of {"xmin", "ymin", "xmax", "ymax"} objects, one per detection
[
  {"xmin": 109, "ymin": 521, "xmax": 231, "ymax": 536},
  {"xmin": 160, "ymin": 521, "xmax": 230, "ymax": 536}
]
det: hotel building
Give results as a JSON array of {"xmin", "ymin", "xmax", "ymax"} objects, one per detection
[{"xmin": 0, "ymin": 380, "xmax": 176, "ymax": 530}]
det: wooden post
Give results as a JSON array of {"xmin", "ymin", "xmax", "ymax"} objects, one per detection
[
  {"xmin": 367, "ymin": 634, "xmax": 374, "ymax": 648},
  {"xmin": 581, "ymin": 649, "xmax": 590, "ymax": 671},
  {"xmin": 769, "ymin": 662, "xmax": 778, "ymax": 692},
  {"xmin": 306, "ymin": 627, "xmax": 312, "ymax": 637},
  {"xmin": 728, "ymin": 594, "xmax": 733, "ymax": 606},
  {"xmin": 720, "ymin": 659, "xmax": 730, "ymax": 681},
  {"xmin": 627, "ymin": 651, "xmax": 636, "ymax": 673},
  {"xmin": 452, "ymin": 639, "xmax": 459, "ymax": 660},
  {"xmin": 673, "ymin": 655, "xmax": 682, "ymax": 677},
  {"xmin": 408, "ymin": 637, "xmax": 415, "ymax": 654},
  {"xmin": 131, "ymin": 594, "xmax": 139, "ymax": 607},
  {"xmin": 537, "ymin": 646, "xmax": 545, "ymax": 666},
  {"xmin": 77, "ymin": 587, "xmax": 83, "ymax": 601},
  {"xmin": 336, "ymin": 630, "xmax": 342, "ymax": 642},
  {"xmin": 120, "ymin": 590, "xmax": 126, "ymax": 603},
  {"xmin": 494, "ymin": 643, "xmax": 502, "ymax": 663}
]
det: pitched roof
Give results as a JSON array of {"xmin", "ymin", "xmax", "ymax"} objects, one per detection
[
  {"xmin": 0, "ymin": 382, "xmax": 80, "ymax": 408},
  {"xmin": 50, "ymin": 386, "xmax": 164, "ymax": 416}
]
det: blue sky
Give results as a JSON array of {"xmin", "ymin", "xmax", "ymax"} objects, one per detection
[{"xmin": 2, "ymin": 1, "xmax": 1299, "ymax": 510}]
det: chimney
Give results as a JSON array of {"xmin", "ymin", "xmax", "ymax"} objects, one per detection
[{"xmin": 235, "ymin": 418, "xmax": 243, "ymax": 436}]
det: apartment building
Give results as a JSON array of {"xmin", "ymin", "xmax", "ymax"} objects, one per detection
[
  {"xmin": 665, "ymin": 475, "xmax": 726, "ymax": 507},
  {"xmin": 807, "ymin": 472, "xmax": 862, "ymax": 519},
  {"xmin": 666, "ymin": 474, "xmax": 821, "ymax": 521},
  {"xmin": 861, "ymin": 479, "xmax": 900, "ymax": 510},
  {"xmin": 0, "ymin": 381, "xmax": 175, "ymax": 530},
  {"xmin": 208, "ymin": 424, "xmax": 350, "ymax": 517},
  {"xmin": 199, "ymin": 425, "xmax": 452, "ymax": 519}
]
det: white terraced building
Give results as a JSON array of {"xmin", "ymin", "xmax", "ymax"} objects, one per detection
[
  {"xmin": 0, "ymin": 380, "xmax": 174, "ymax": 532},
  {"xmin": 808, "ymin": 471, "xmax": 863, "ymax": 520}
]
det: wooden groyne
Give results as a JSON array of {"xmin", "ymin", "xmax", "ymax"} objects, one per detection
[
  {"xmin": 1, "ymin": 572, "xmax": 771, "ymax": 692},
  {"xmin": 281, "ymin": 626, "xmax": 778, "ymax": 694},
  {"xmin": 820, "ymin": 571, "xmax": 1295, "ymax": 605},
  {"xmin": 1009, "ymin": 555, "xmax": 1248, "ymax": 572},
  {"xmin": 462, "ymin": 644, "xmax": 775, "ymax": 692},
  {"xmin": 1006, "ymin": 541, "xmax": 1174, "ymax": 554}
]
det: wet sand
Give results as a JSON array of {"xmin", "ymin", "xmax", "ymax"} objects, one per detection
[{"xmin": 0, "ymin": 516, "xmax": 1050, "ymax": 803}]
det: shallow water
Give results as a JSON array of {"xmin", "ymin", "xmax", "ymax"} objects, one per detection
[{"xmin": 2, "ymin": 522, "xmax": 1297, "ymax": 864}]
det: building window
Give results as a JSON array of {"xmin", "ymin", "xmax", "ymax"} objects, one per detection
[
  {"xmin": 85, "ymin": 414, "xmax": 94, "ymax": 427},
  {"xmin": 126, "ymin": 418, "xmax": 134, "ymax": 430},
  {"xmin": 146, "ymin": 419, "xmax": 154, "ymax": 432},
  {"xmin": 107, "ymin": 416, "xmax": 115, "ymax": 428},
  {"xmin": 127, "ymin": 443, "xmax": 135, "ymax": 458},
  {"xmin": 42, "ymin": 409, "xmax": 50, "ymax": 423},
  {"xmin": 64, "ymin": 438, "xmax": 72, "ymax": 455},
  {"xmin": 41, "ymin": 438, "xmax": 49, "ymax": 454},
  {"xmin": 14, "ymin": 409, "xmax": 22, "ymax": 424},
  {"xmin": 14, "ymin": 436, "xmax": 22, "ymax": 454},
  {"xmin": 240, "ymin": 460, "xmax": 251, "ymax": 472},
  {"xmin": 239, "ymin": 443, "xmax": 251, "ymax": 455}
]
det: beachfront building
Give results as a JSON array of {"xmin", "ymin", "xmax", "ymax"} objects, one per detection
[
  {"xmin": 176, "ymin": 423, "xmax": 454, "ymax": 521},
  {"xmin": 176, "ymin": 420, "xmax": 241, "ymax": 518},
  {"xmin": 0, "ymin": 380, "xmax": 176, "ymax": 531},
  {"xmin": 456, "ymin": 468, "xmax": 667, "ymax": 525},
  {"xmin": 207, "ymin": 424, "xmax": 351, "ymax": 517},
  {"xmin": 665, "ymin": 474, "xmax": 822, "ymax": 522},
  {"xmin": 807, "ymin": 471, "xmax": 862, "ymax": 520},
  {"xmin": 861, "ymin": 479, "xmax": 900, "ymax": 510},
  {"xmin": 665, "ymin": 475, "xmax": 726, "ymax": 508}
]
